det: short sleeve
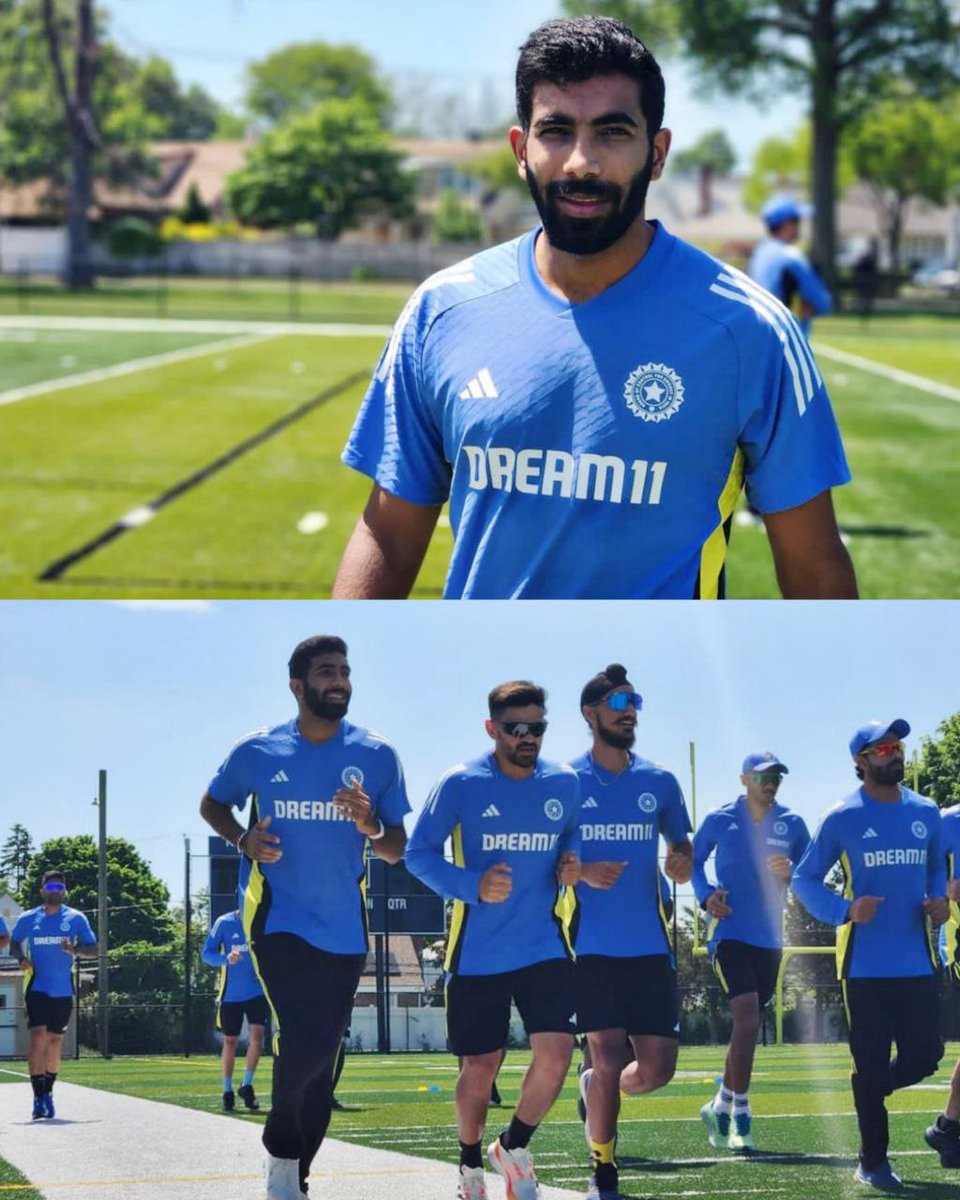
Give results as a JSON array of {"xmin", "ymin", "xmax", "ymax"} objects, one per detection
[{"xmin": 208, "ymin": 741, "xmax": 255, "ymax": 809}]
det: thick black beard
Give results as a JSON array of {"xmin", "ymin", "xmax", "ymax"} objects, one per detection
[
  {"xmin": 502, "ymin": 742, "xmax": 540, "ymax": 769},
  {"xmin": 597, "ymin": 723, "xmax": 635, "ymax": 751},
  {"xmin": 526, "ymin": 145, "xmax": 655, "ymax": 257},
  {"xmin": 872, "ymin": 760, "xmax": 905, "ymax": 786},
  {"xmin": 303, "ymin": 682, "xmax": 350, "ymax": 721}
]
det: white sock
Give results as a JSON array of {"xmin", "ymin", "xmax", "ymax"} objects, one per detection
[
  {"xmin": 733, "ymin": 1091, "xmax": 750, "ymax": 1114},
  {"xmin": 713, "ymin": 1085, "xmax": 733, "ymax": 1114}
]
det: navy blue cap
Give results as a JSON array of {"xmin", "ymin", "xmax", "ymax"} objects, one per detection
[
  {"xmin": 742, "ymin": 752, "xmax": 788, "ymax": 775},
  {"xmin": 849, "ymin": 719, "xmax": 910, "ymax": 757},
  {"xmin": 761, "ymin": 193, "xmax": 812, "ymax": 229}
]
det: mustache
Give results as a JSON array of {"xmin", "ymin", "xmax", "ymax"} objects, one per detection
[{"xmin": 546, "ymin": 179, "xmax": 622, "ymax": 203}]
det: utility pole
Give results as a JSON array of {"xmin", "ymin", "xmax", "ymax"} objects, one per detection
[
  {"xmin": 96, "ymin": 769, "xmax": 109, "ymax": 1058},
  {"xmin": 183, "ymin": 836, "xmax": 192, "ymax": 1057}
]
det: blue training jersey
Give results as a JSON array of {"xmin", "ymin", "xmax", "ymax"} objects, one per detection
[
  {"xmin": 12, "ymin": 905, "xmax": 96, "ymax": 998},
  {"xmin": 748, "ymin": 238, "xmax": 833, "ymax": 336},
  {"xmin": 692, "ymin": 797, "xmax": 810, "ymax": 952},
  {"xmin": 571, "ymin": 752, "xmax": 690, "ymax": 960},
  {"xmin": 202, "ymin": 910, "xmax": 264, "ymax": 1004},
  {"xmin": 343, "ymin": 222, "xmax": 850, "ymax": 599},
  {"xmin": 207, "ymin": 717, "xmax": 410, "ymax": 955},
  {"xmin": 792, "ymin": 786, "xmax": 945, "ymax": 979},
  {"xmin": 941, "ymin": 804, "xmax": 960, "ymax": 975},
  {"xmin": 405, "ymin": 753, "xmax": 581, "ymax": 975}
]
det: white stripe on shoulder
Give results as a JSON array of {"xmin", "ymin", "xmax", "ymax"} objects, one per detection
[
  {"xmin": 376, "ymin": 263, "xmax": 477, "ymax": 390},
  {"xmin": 228, "ymin": 725, "xmax": 273, "ymax": 751},
  {"xmin": 708, "ymin": 271, "xmax": 817, "ymax": 416},
  {"xmin": 720, "ymin": 266, "xmax": 823, "ymax": 390},
  {"xmin": 425, "ymin": 762, "xmax": 470, "ymax": 814},
  {"xmin": 366, "ymin": 731, "xmax": 406, "ymax": 784}
]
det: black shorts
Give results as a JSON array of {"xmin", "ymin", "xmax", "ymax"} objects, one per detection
[
  {"xmin": 26, "ymin": 991, "xmax": 73, "ymax": 1034},
  {"xmin": 713, "ymin": 940, "xmax": 782, "ymax": 1006},
  {"xmin": 217, "ymin": 994, "xmax": 269, "ymax": 1036},
  {"xmin": 446, "ymin": 958, "xmax": 576, "ymax": 1057},
  {"xmin": 576, "ymin": 954, "xmax": 679, "ymax": 1038}
]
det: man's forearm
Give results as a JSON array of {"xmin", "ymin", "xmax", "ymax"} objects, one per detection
[
  {"xmin": 332, "ymin": 518, "xmax": 419, "ymax": 599},
  {"xmin": 776, "ymin": 542, "xmax": 858, "ymax": 598},
  {"xmin": 201, "ymin": 794, "xmax": 244, "ymax": 846}
]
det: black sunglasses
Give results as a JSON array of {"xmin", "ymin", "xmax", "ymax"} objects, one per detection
[{"xmin": 496, "ymin": 720, "xmax": 548, "ymax": 738}]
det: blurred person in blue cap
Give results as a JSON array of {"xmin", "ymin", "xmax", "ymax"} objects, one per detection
[
  {"xmin": 793, "ymin": 719, "xmax": 947, "ymax": 1191},
  {"xmin": 748, "ymin": 194, "xmax": 833, "ymax": 338},
  {"xmin": 925, "ymin": 802, "xmax": 960, "ymax": 1170},
  {"xmin": 692, "ymin": 752, "xmax": 809, "ymax": 1153}
]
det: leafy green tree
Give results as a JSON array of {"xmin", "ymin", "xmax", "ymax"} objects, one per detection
[
  {"xmin": 742, "ymin": 123, "xmax": 855, "ymax": 214},
  {"xmin": 917, "ymin": 712, "xmax": 960, "ymax": 809},
  {"xmin": 246, "ymin": 41, "xmax": 393, "ymax": 126},
  {"xmin": 129, "ymin": 55, "xmax": 222, "ymax": 140},
  {"xmin": 432, "ymin": 189, "xmax": 482, "ymax": 243},
  {"xmin": 846, "ymin": 91, "xmax": 960, "ymax": 269},
  {"xmin": 563, "ymin": 0, "xmax": 960, "ymax": 284},
  {"xmin": 465, "ymin": 146, "xmax": 528, "ymax": 194},
  {"xmin": 177, "ymin": 181, "xmax": 211, "ymax": 224},
  {"xmin": 19, "ymin": 834, "xmax": 175, "ymax": 946},
  {"xmin": 227, "ymin": 98, "xmax": 414, "ymax": 238},
  {"xmin": 671, "ymin": 129, "xmax": 736, "ymax": 216},
  {"xmin": 0, "ymin": 824, "xmax": 34, "ymax": 892}
]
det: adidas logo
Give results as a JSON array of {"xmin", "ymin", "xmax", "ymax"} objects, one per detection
[
  {"xmin": 727, "ymin": 822, "xmax": 739, "ymax": 830},
  {"xmin": 270, "ymin": 770, "xmax": 289, "ymax": 784},
  {"xmin": 863, "ymin": 827, "xmax": 878, "ymax": 839},
  {"xmin": 582, "ymin": 797, "xmax": 599, "ymax": 808},
  {"xmin": 458, "ymin": 368, "xmax": 499, "ymax": 400},
  {"xmin": 482, "ymin": 804, "xmax": 500, "ymax": 818}
]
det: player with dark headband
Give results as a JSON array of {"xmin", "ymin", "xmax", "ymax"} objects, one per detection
[
  {"xmin": 336, "ymin": 16, "xmax": 855, "ymax": 600},
  {"xmin": 406, "ymin": 680, "xmax": 582, "ymax": 1200},
  {"xmin": 200, "ymin": 635, "xmax": 410, "ymax": 1200},
  {"xmin": 693, "ymin": 752, "xmax": 810, "ymax": 1152},
  {"xmin": 570, "ymin": 663, "xmax": 692, "ymax": 1200},
  {"xmin": 793, "ymin": 719, "xmax": 947, "ymax": 1191},
  {"xmin": 10, "ymin": 870, "xmax": 97, "ymax": 1119}
]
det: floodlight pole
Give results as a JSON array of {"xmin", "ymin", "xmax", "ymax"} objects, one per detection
[
  {"xmin": 183, "ymin": 836, "xmax": 192, "ymax": 1057},
  {"xmin": 97, "ymin": 769, "xmax": 110, "ymax": 1058}
]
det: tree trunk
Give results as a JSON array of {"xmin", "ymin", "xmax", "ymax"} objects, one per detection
[
  {"xmin": 65, "ymin": 0, "xmax": 96, "ymax": 289},
  {"xmin": 810, "ymin": 0, "xmax": 840, "ymax": 294}
]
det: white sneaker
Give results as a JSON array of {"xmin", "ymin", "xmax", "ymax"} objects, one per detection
[
  {"xmin": 487, "ymin": 1138, "xmax": 542, "ymax": 1200},
  {"xmin": 579, "ymin": 1067, "xmax": 593, "ymax": 1148},
  {"xmin": 458, "ymin": 1165, "xmax": 488, "ymax": 1200},
  {"xmin": 265, "ymin": 1153, "xmax": 302, "ymax": 1200}
]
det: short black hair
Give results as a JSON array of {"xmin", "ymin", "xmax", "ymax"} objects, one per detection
[
  {"xmin": 516, "ymin": 16, "xmax": 665, "ymax": 134},
  {"xmin": 288, "ymin": 635, "xmax": 348, "ymax": 681},
  {"xmin": 489, "ymin": 681, "xmax": 547, "ymax": 719},
  {"xmin": 41, "ymin": 870, "xmax": 65, "ymax": 886}
]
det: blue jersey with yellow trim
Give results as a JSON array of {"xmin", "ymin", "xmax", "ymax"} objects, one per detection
[
  {"xmin": 940, "ymin": 804, "xmax": 960, "ymax": 976},
  {"xmin": 12, "ymin": 905, "xmax": 96, "ymax": 997},
  {"xmin": 692, "ymin": 797, "xmax": 810, "ymax": 952},
  {"xmin": 405, "ymin": 753, "xmax": 580, "ymax": 975},
  {"xmin": 571, "ymin": 752, "xmax": 690, "ymax": 959},
  {"xmin": 792, "ymin": 787, "xmax": 945, "ymax": 979},
  {"xmin": 207, "ymin": 717, "xmax": 410, "ymax": 955},
  {"xmin": 202, "ymin": 910, "xmax": 263, "ymax": 1003},
  {"xmin": 343, "ymin": 222, "xmax": 850, "ymax": 599}
]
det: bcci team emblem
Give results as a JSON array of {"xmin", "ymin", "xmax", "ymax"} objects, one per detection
[
  {"xmin": 912, "ymin": 820, "xmax": 927, "ymax": 839},
  {"xmin": 341, "ymin": 765, "xmax": 365, "ymax": 788},
  {"xmin": 774, "ymin": 821, "xmax": 788, "ymax": 836},
  {"xmin": 544, "ymin": 798, "xmax": 564, "ymax": 821},
  {"xmin": 624, "ymin": 362, "xmax": 684, "ymax": 423},
  {"xmin": 60, "ymin": 920, "xmax": 71, "ymax": 932},
  {"xmin": 638, "ymin": 793, "xmax": 657, "ymax": 813}
]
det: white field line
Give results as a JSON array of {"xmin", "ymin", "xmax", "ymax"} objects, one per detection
[
  {"xmin": 0, "ymin": 331, "xmax": 277, "ymax": 408},
  {"xmin": 0, "ymin": 314, "xmax": 392, "ymax": 337},
  {"xmin": 816, "ymin": 342, "xmax": 960, "ymax": 403}
]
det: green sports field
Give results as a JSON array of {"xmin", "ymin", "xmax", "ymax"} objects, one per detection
[
  {"xmin": 3, "ymin": 1043, "xmax": 960, "ymax": 1197},
  {"xmin": 0, "ymin": 304, "xmax": 957, "ymax": 599}
]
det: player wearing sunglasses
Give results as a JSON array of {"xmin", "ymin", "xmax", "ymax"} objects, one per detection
[
  {"xmin": 9, "ymin": 870, "xmax": 97, "ymax": 1119},
  {"xmin": 692, "ymin": 753, "xmax": 810, "ymax": 1153},
  {"xmin": 406, "ymin": 681, "xmax": 582, "ymax": 1200},
  {"xmin": 570, "ymin": 663, "xmax": 691, "ymax": 1200},
  {"xmin": 793, "ymin": 719, "xmax": 948, "ymax": 1191}
]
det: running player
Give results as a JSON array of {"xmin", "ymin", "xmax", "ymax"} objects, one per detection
[
  {"xmin": 202, "ymin": 907, "xmax": 268, "ymax": 1112},
  {"xmin": 693, "ymin": 753, "xmax": 810, "ymax": 1152},
  {"xmin": 793, "ymin": 719, "xmax": 948, "ymax": 1191},
  {"xmin": 406, "ymin": 681, "xmax": 581, "ymax": 1200},
  {"xmin": 925, "ymin": 801, "xmax": 960, "ymax": 1167},
  {"xmin": 334, "ymin": 16, "xmax": 855, "ymax": 600},
  {"xmin": 199, "ymin": 635, "xmax": 410, "ymax": 1200},
  {"xmin": 9, "ymin": 870, "xmax": 97, "ymax": 1119},
  {"xmin": 0, "ymin": 914, "xmax": 9, "ymax": 953},
  {"xmin": 748, "ymin": 196, "xmax": 832, "ymax": 338},
  {"xmin": 571, "ymin": 664, "xmax": 692, "ymax": 1200}
]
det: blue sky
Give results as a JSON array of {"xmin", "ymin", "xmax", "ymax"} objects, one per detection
[
  {"xmin": 1, "ymin": 600, "xmax": 957, "ymax": 912},
  {"xmin": 103, "ymin": 0, "xmax": 805, "ymax": 164}
]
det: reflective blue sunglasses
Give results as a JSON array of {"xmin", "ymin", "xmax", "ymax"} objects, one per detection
[{"xmin": 598, "ymin": 691, "xmax": 643, "ymax": 712}]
